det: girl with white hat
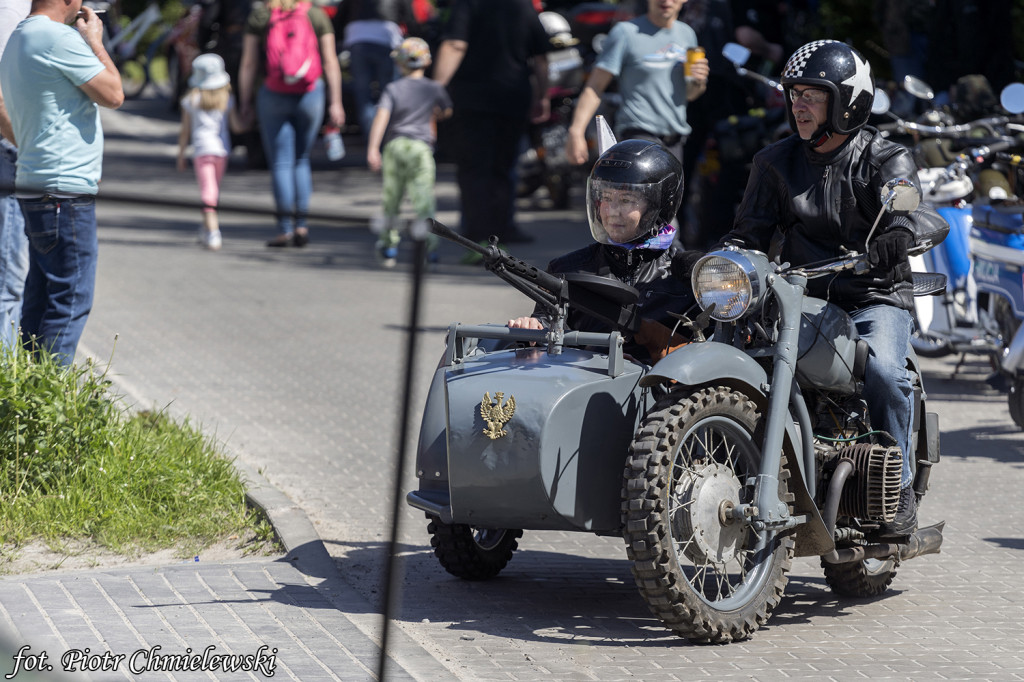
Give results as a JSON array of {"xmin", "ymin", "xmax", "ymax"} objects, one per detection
[{"xmin": 177, "ymin": 53, "xmax": 243, "ymax": 250}]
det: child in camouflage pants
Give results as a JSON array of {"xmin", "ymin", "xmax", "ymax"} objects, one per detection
[{"xmin": 366, "ymin": 38, "xmax": 453, "ymax": 267}]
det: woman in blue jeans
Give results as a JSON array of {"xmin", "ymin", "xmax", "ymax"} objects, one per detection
[{"xmin": 238, "ymin": 0, "xmax": 344, "ymax": 247}]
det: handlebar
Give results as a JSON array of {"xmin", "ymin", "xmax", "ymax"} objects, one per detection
[{"xmin": 885, "ymin": 114, "xmax": 1012, "ymax": 138}]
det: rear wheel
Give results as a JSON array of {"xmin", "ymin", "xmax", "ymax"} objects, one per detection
[
  {"xmin": 822, "ymin": 554, "xmax": 897, "ymax": 598},
  {"xmin": 427, "ymin": 517, "xmax": 522, "ymax": 580},
  {"xmin": 622, "ymin": 387, "xmax": 795, "ymax": 643}
]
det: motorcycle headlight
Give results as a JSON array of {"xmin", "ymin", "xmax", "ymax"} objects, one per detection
[{"xmin": 691, "ymin": 251, "xmax": 767, "ymax": 321}]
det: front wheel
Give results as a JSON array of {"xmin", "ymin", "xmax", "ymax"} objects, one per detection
[
  {"xmin": 427, "ymin": 517, "xmax": 522, "ymax": 580},
  {"xmin": 622, "ymin": 386, "xmax": 795, "ymax": 643}
]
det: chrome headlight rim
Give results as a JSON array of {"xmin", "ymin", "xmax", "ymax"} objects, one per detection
[{"xmin": 691, "ymin": 250, "xmax": 766, "ymax": 322}]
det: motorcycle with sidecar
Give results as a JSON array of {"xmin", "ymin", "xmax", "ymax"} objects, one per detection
[{"xmin": 408, "ymin": 180, "xmax": 947, "ymax": 643}]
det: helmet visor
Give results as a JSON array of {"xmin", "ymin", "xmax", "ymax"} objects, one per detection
[{"xmin": 587, "ymin": 178, "xmax": 663, "ymax": 245}]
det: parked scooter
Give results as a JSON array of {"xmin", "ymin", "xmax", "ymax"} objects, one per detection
[
  {"xmin": 408, "ymin": 171, "xmax": 947, "ymax": 643},
  {"xmin": 883, "ymin": 83, "xmax": 1024, "ymax": 360}
]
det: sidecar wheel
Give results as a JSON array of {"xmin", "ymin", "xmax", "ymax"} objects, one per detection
[
  {"xmin": 821, "ymin": 555, "xmax": 897, "ymax": 598},
  {"xmin": 622, "ymin": 387, "xmax": 795, "ymax": 644},
  {"xmin": 427, "ymin": 517, "xmax": 522, "ymax": 581}
]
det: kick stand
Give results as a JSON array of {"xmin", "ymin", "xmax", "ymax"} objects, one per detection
[{"xmin": 952, "ymin": 352, "xmax": 968, "ymax": 378}]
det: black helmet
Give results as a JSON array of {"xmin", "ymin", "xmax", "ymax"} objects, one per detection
[
  {"xmin": 586, "ymin": 139, "xmax": 682, "ymax": 245},
  {"xmin": 781, "ymin": 40, "xmax": 874, "ymax": 143}
]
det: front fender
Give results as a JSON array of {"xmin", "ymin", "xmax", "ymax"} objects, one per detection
[{"xmin": 640, "ymin": 341, "xmax": 769, "ymax": 398}]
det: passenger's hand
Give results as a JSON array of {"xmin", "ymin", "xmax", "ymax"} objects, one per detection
[
  {"xmin": 566, "ymin": 130, "xmax": 589, "ymax": 166},
  {"xmin": 671, "ymin": 249, "xmax": 705, "ymax": 282},
  {"xmin": 508, "ymin": 316, "xmax": 544, "ymax": 330},
  {"xmin": 868, "ymin": 228, "xmax": 914, "ymax": 269}
]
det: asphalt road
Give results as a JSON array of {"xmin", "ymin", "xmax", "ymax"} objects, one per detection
[{"xmin": 74, "ymin": 94, "xmax": 1024, "ymax": 680}]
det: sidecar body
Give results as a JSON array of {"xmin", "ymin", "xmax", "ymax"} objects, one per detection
[{"xmin": 407, "ymin": 324, "xmax": 650, "ymax": 534}]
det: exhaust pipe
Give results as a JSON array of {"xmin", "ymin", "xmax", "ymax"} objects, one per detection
[
  {"xmin": 899, "ymin": 521, "xmax": 945, "ymax": 561},
  {"xmin": 822, "ymin": 521, "xmax": 945, "ymax": 564}
]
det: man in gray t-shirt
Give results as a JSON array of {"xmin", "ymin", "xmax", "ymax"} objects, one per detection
[
  {"xmin": 565, "ymin": 0, "xmax": 709, "ymax": 212},
  {"xmin": 366, "ymin": 37, "xmax": 452, "ymax": 268}
]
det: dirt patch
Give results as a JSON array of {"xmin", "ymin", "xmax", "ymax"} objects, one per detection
[{"xmin": 0, "ymin": 532, "xmax": 280, "ymax": 575}]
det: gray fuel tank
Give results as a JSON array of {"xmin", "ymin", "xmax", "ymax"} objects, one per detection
[{"xmin": 796, "ymin": 298, "xmax": 861, "ymax": 394}]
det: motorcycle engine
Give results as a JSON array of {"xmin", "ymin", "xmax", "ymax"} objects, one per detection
[{"xmin": 811, "ymin": 396, "xmax": 902, "ymax": 523}]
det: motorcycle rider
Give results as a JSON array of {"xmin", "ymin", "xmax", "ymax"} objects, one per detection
[
  {"xmin": 678, "ymin": 40, "xmax": 949, "ymax": 536},
  {"xmin": 509, "ymin": 139, "xmax": 695, "ymax": 363}
]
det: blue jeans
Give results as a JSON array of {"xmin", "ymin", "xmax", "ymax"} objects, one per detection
[
  {"xmin": 257, "ymin": 81, "xmax": 325, "ymax": 235},
  {"xmin": 0, "ymin": 143, "xmax": 29, "ymax": 350},
  {"xmin": 18, "ymin": 195, "xmax": 98, "ymax": 366},
  {"xmin": 851, "ymin": 305, "xmax": 915, "ymax": 488},
  {"xmin": 348, "ymin": 42, "xmax": 396, "ymax": 139}
]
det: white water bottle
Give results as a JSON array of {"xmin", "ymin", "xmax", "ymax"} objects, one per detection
[{"xmin": 325, "ymin": 128, "xmax": 345, "ymax": 161}]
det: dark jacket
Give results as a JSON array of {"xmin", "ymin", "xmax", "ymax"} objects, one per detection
[
  {"xmin": 533, "ymin": 243, "xmax": 695, "ymax": 363},
  {"xmin": 723, "ymin": 127, "xmax": 949, "ymax": 313}
]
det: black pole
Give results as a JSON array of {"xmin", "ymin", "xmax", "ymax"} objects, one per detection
[{"xmin": 377, "ymin": 238, "xmax": 427, "ymax": 680}]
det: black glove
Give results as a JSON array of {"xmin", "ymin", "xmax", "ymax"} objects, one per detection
[
  {"xmin": 868, "ymin": 228, "xmax": 914, "ymax": 269},
  {"xmin": 671, "ymin": 249, "xmax": 705, "ymax": 282}
]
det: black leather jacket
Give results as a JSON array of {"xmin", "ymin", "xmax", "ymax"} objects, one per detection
[
  {"xmin": 533, "ymin": 243, "xmax": 695, "ymax": 363},
  {"xmin": 724, "ymin": 127, "xmax": 949, "ymax": 312}
]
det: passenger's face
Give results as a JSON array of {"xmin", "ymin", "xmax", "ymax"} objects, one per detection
[
  {"xmin": 599, "ymin": 189, "xmax": 648, "ymax": 242},
  {"xmin": 790, "ymin": 86, "xmax": 830, "ymax": 140}
]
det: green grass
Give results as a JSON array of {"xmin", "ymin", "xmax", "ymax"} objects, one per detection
[{"xmin": 0, "ymin": 341, "xmax": 278, "ymax": 569}]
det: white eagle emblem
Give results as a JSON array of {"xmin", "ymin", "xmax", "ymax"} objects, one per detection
[{"xmin": 481, "ymin": 392, "xmax": 516, "ymax": 440}]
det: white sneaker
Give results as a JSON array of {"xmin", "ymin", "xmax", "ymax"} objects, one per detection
[{"xmin": 204, "ymin": 230, "xmax": 222, "ymax": 251}]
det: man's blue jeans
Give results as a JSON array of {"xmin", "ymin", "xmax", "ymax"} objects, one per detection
[
  {"xmin": 851, "ymin": 304, "xmax": 915, "ymax": 488},
  {"xmin": 257, "ymin": 81, "xmax": 325, "ymax": 235},
  {"xmin": 18, "ymin": 195, "xmax": 98, "ymax": 366},
  {"xmin": 0, "ymin": 142, "xmax": 29, "ymax": 350}
]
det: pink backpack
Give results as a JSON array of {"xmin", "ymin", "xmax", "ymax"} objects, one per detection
[{"xmin": 264, "ymin": 2, "xmax": 322, "ymax": 94}]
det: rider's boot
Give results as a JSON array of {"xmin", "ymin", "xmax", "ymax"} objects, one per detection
[{"xmin": 880, "ymin": 486, "xmax": 918, "ymax": 537}]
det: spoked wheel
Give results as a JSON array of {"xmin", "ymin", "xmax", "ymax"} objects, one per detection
[
  {"xmin": 910, "ymin": 329, "xmax": 953, "ymax": 359},
  {"xmin": 623, "ymin": 386, "xmax": 795, "ymax": 643},
  {"xmin": 119, "ymin": 55, "xmax": 150, "ymax": 99},
  {"xmin": 821, "ymin": 553, "xmax": 897, "ymax": 598},
  {"xmin": 427, "ymin": 517, "xmax": 522, "ymax": 580}
]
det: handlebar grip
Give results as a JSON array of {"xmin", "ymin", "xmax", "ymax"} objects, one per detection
[{"xmin": 967, "ymin": 138, "xmax": 1017, "ymax": 158}]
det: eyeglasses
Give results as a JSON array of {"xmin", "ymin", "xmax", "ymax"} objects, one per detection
[{"xmin": 788, "ymin": 88, "xmax": 829, "ymax": 105}]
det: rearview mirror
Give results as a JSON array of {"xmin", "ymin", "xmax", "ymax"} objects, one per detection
[
  {"xmin": 871, "ymin": 88, "xmax": 891, "ymax": 115},
  {"xmin": 881, "ymin": 178, "xmax": 921, "ymax": 214},
  {"xmin": 722, "ymin": 42, "xmax": 751, "ymax": 68},
  {"xmin": 1000, "ymin": 82, "xmax": 1024, "ymax": 114},
  {"xmin": 903, "ymin": 75, "xmax": 934, "ymax": 101}
]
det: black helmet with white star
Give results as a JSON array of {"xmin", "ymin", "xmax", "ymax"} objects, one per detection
[{"xmin": 781, "ymin": 40, "xmax": 874, "ymax": 142}]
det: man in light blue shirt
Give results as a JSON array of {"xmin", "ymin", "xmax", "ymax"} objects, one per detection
[
  {"xmin": 0, "ymin": 0, "xmax": 31, "ymax": 351},
  {"xmin": 0, "ymin": 0, "xmax": 123, "ymax": 364},
  {"xmin": 565, "ymin": 0, "xmax": 709, "ymax": 225}
]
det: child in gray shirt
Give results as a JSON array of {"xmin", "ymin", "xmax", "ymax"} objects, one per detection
[{"xmin": 367, "ymin": 37, "xmax": 452, "ymax": 267}]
